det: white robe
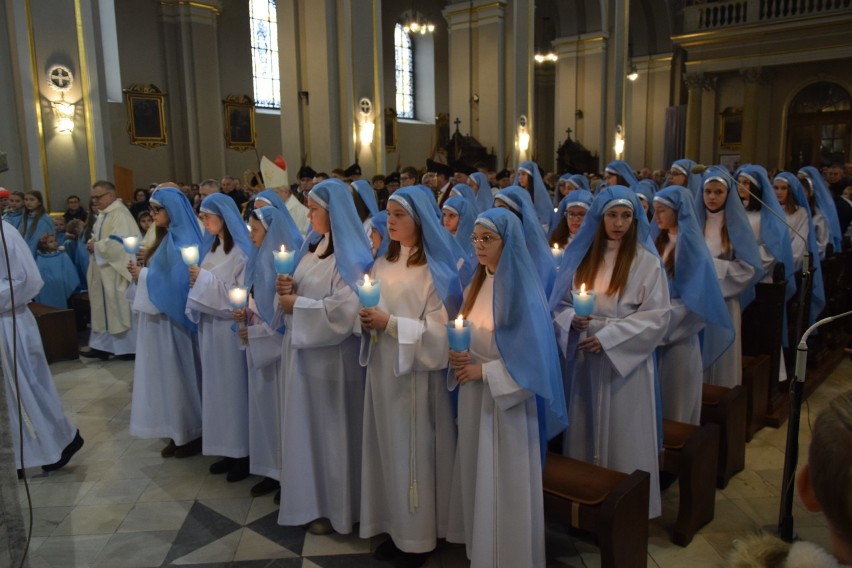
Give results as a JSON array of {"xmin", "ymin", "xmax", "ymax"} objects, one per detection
[
  {"xmin": 285, "ymin": 196, "xmax": 311, "ymax": 235},
  {"xmin": 656, "ymin": 235, "xmax": 705, "ymax": 425},
  {"xmin": 0, "ymin": 222, "xmax": 76, "ymax": 468},
  {"xmin": 785, "ymin": 207, "xmax": 810, "ymax": 271},
  {"xmin": 812, "ymin": 210, "xmax": 829, "ymax": 259},
  {"xmin": 703, "ymin": 210, "xmax": 758, "ymax": 388},
  {"xmin": 186, "ymin": 242, "xmax": 249, "ymax": 458},
  {"xmin": 129, "ymin": 269, "xmax": 203, "ymax": 446},
  {"xmin": 243, "ymin": 298, "xmax": 282, "ymax": 480},
  {"xmin": 359, "ymin": 246, "xmax": 456, "ymax": 553},
  {"xmin": 445, "ymin": 274, "xmax": 545, "ymax": 568},
  {"xmin": 277, "ymin": 238, "xmax": 364, "ymax": 534},
  {"xmin": 554, "ymin": 241, "xmax": 670, "ymax": 518}
]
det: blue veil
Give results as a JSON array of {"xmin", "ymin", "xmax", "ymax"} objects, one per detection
[
  {"xmin": 247, "ymin": 206, "xmax": 305, "ymax": 329},
  {"xmin": 367, "ymin": 210, "xmax": 390, "ymax": 259},
  {"xmin": 475, "ymin": 208, "xmax": 568, "ymax": 462},
  {"xmin": 798, "ymin": 166, "xmax": 843, "ymax": 253},
  {"xmin": 198, "ymin": 193, "xmax": 254, "ymax": 261},
  {"xmin": 669, "ymin": 158, "xmax": 703, "ymax": 197},
  {"xmin": 515, "ymin": 161, "xmax": 554, "ymax": 227},
  {"xmin": 550, "ymin": 190, "xmax": 593, "ymax": 239},
  {"xmin": 605, "ymin": 160, "xmax": 640, "ymax": 188},
  {"xmin": 494, "ymin": 186, "xmax": 557, "ymax": 295},
  {"xmin": 351, "ymin": 180, "xmax": 380, "ymax": 218},
  {"xmin": 696, "ymin": 166, "xmax": 764, "ymax": 307},
  {"xmin": 147, "ymin": 186, "xmax": 203, "ymax": 331},
  {"xmin": 442, "ymin": 196, "xmax": 477, "ymax": 263},
  {"xmin": 651, "ymin": 186, "xmax": 735, "ymax": 368},
  {"xmin": 560, "ymin": 173, "xmax": 591, "ymax": 192},
  {"xmin": 774, "ymin": 172, "xmax": 826, "ymax": 325},
  {"xmin": 388, "ymin": 187, "xmax": 465, "ymax": 318},
  {"xmin": 305, "ymin": 179, "xmax": 374, "ymax": 291},
  {"xmin": 469, "ymin": 171, "xmax": 493, "ymax": 213},
  {"xmin": 254, "ymin": 189, "xmax": 287, "ymax": 211},
  {"xmin": 449, "ymin": 183, "xmax": 477, "ymax": 209}
]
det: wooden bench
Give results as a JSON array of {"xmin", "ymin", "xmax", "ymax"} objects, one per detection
[
  {"xmin": 701, "ymin": 384, "xmax": 747, "ymax": 489},
  {"xmin": 661, "ymin": 419, "xmax": 719, "ymax": 547},
  {"xmin": 69, "ymin": 292, "xmax": 90, "ymax": 332},
  {"xmin": 543, "ymin": 453, "xmax": 649, "ymax": 568},
  {"xmin": 28, "ymin": 302, "xmax": 79, "ymax": 363},
  {"xmin": 742, "ymin": 354, "xmax": 770, "ymax": 438}
]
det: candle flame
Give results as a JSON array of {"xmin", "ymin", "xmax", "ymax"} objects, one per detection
[
  {"xmin": 454, "ymin": 315, "xmax": 464, "ymax": 330},
  {"xmin": 580, "ymin": 282, "xmax": 586, "ymax": 294},
  {"xmin": 553, "ymin": 243, "xmax": 559, "ymax": 251},
  {"xmin": 279, "ymin": 244, "xmax": 287, "ymax": 253},
  {"xmin": 364, "ymin": 274, "xmax": 371, "ymax": 286}
]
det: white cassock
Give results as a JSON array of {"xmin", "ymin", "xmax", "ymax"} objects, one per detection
[
  {"xmin": 186, "ymin": 243, "xmax": 249, "ymax": 458},
  {"xmin": 0, "ymin": 221, "xmax": 76, "ymax": 467},
  {"xmin": 554, "ymin": 242, "xmax": 670, "ymax": 518},
  {"xmin": 277, "ymin": 238, "xmax": 364, "ymax": 534},
  {"xmin": 656, "ymin": 235, "xmax": 705, "ymax": 425},
  {"xmin": 286, "ymin": 197, "xmax": 311, "ymax": 235},
  {"xmin": 703, "ymin": 210, "xmax": 758, "ymax": 388},
  {"xmin": 128, "ymin": 269, "xmax": 203, "ymax": 445},
  {"xmin": 359, "ymin": 246, "xmax": 456, "ymax": 553},
  {"xmin": 242, "ymin": 297, "xmax": 282, "ymax": 480},
  {"xmin": 445, "ymin": 273, "xmax": 545, "ymax": 568}
]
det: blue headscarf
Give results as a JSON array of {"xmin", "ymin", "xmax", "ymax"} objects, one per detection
[
  {"xmin": 388, "ymin": 187, "xmax": 464, "ymax": 318},
  {"xmin": 774, "ymin": 172, "xmax": 826, "ymax": 325},
  {"xmin": 254, "ymin": 188, "xmax": 287, "ymax": 211},
  {"xmin": 413, "ymin": 184, "xmax": 442, "ymax": 220},
  {"xmin": 605, "ymin": 160, "xmax": 640, "ymax": 188},
  {"xmin": 367, "ymin": 210, "xmax": 390, "ymax": 259},
  {"xmin": 449, "ymin": 183, "xmax": 477, "ymax": 210},
  {"xmin": 474, "ymin": 208, "xmax": 568, "ymax": 462},
  {"xmin": 696, "ymin": 166, "xmax": 764, "ymax": 307},
  {"xmin": 147, "ymin": 186, "xmax": 203, "ymax": 331},
  {"xmin": 247, "ymin": 206, "xmax": 304, "ymax": 330},
  {"xmin": 635, "ymin": 179, "xmax": 656, "ymax": 221},
  {"xmin": 515, "ymin": 161, "xmax": 554, "ymax": 227},
  {"xmin": 305, "ymin": 179, "xmax": 374, "ymax": 292},
  {"xmin": 550, "ymin": 190, "xmax": 594, "ymax": 239},
  {"xmin": 798, "ymin": 166, "xmax": 843, "ymax": 253},
  {"xmin": 669, "ymin": 158, "xmax": 703, "ymax": 197},
  {"xmin": 559, "ymin": 173, "xmax": 591, "ymax": 192},
  {"xmin": 442, "ymin": 196, "xmax": 477, "ymax": 263},
  {"xmin": 495, "ymin": 186, "xmax": 557, "ymax": 295},
  {"xmin": 469, "ymin": 171, "xmax": 493, "ymax": 213},
  {"xmin": 351, "ymin": 180, "xmax": 380, "ymax": 218},
  {"xmin": 198, "ymin": 193, "xmax": 254, "ymax": 261},
  {"xmin": 549, "ymin": 186, "xmax": 655, "ymax": 311},
  {"xmin": 651, "ymin": 186, "xmax": 735, "ymax": 369}
]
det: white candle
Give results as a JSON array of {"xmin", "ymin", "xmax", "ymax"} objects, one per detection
[
  {"xmin": 454, "ymin": 315, "xmax": 464, "ymax": 330},
  {"xmin": 228, "ymin": 287, "xmax": 248, "ymax": 307},
  {"xmin": 123, "ymin": 236, "xmax": 139, "ymax": 250},
  {"xmin": 180, "ymin": 245, "xmax": 200, "ymax": 266}
]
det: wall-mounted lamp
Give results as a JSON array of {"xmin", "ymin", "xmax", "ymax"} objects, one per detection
[
  {"xmin": 627, "ymin": 64, "xmax": 639, "ymax": 82},
  {"xmin": 613, "ymin": 124, "xmax": 625, "ymax": 158},
  {"xmin": 518, "ymin": 115, "xmax": 530, "ymax": 152},
  {"xmin": 534, "ymin": 52, "xmax": 558, "ymax": 64},
  {"xmin": 47, "ymin": 65, "xmax": 75, "ymax": 134},
  {"xmin": 358, "ymin": 97, "xmax": 374, "ymax": 147}
]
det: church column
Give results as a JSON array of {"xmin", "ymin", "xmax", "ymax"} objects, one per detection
[
  {"xmin": 684, "ymin": 73, "xmax": 704, "ymax": 161},
  {"xmin": 160, "ymin": 0, "xmax": 225, "ymax": 182},
  {"xmin": 507, "ymin": 0, "xmax": 533, "ymax": 165},
  {"xmin": 740, "ymin": 67, "xmax": 767, "ymax": 164},
  {"xmin": 699, "ymin": 74, "xmax": 718, "ymax": 164},
  {"xmin": 603, "ymin": 0, "xmax": 630, "ymax": 163}
]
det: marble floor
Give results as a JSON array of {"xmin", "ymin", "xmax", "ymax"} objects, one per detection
[{"xmin": 12, "ymin": 355, "xmax": 849, "ymax": 567}]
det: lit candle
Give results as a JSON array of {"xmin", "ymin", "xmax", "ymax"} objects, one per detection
[
  {"xmin": 180, "ymin": 245, "xmax": 200, "ymax": 266},
  {"xmin": 357, "ymin": 274, "xmax": 381, "ymax": 308},
  {"xmin": 122, "ymin": 236, "xmax": 140, "ymax": 254},
  {"xmin": 572, "ymin": 282, "xmax": 596, "ymax": 317},
  {"xmin": 551, "ymin": 243, "xmax": 564, "ymax": 264},
  {"xmin": 228, "ymin": 286, "xmax": 249, "ymax": 344},
  {"xmin": 447, "ymin": 314, "xmax": 471, "ymax": 351},
  {"xmin": 273, "ymin": 244, "xmax": 296, "ymax": 275}
]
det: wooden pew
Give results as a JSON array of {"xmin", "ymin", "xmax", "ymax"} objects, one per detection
[
  {"xmin": 661, "ymin": 419, "xmax": 719, "ymax": 546},
  {"xmin": 543, "ymin": 453, "xmax": 649, "ymax": 568},
  {"xmin": 701, "ymin": 384, "xmax": 747, "ymax": 489},
  {"xmin": 742, "ymin": 355, "xmax": 770, "ymax": 437},
  {"xmin": 28, "ymin": 302, "xmax": 79, "ymax": 363}
]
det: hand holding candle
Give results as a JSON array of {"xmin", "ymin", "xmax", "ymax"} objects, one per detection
[
  {"xmin": 447, "ymin": 314, "xmax": 472, "ymax": 352},
  {"xmin": 357, "ymin": 274, "xmax": 382, "ymax": 342},
  {"xmin": 572, "ymin": 282, "xmax": 596, "ymax": 317},
  {"xmin": 180, "ymin": 245, "xmax": 200, "ymax": 266},
  {"xmin": 229, "ymin": 286, "xmax": 249, "ymax": 345},
  {"xmin": 123, "ymin": 236, "xmax": 141, "ymax": 266},
  {"xmin": 273, "ymin": 244, "xmax": 296, "ymax": 275}
]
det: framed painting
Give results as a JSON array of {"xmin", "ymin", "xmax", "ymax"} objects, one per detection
[
  {"xmin": 125, "ymin": 84, "xmax": 167, "ymax": 149},
  {"xmin": 385, "ymin": 107, "xmax": 398, "ymax": 152},
  {"xmin": 224, "ymin": 95, "xmax": 256, "ymax": 151},
  {"xmin": 719, "ymin": 107, "xmax": 743, "ymax": 151}
]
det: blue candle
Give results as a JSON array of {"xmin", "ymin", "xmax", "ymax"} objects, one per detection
[
  {"xmin": 273, "ymin": 245, "xmax": 295, "ymax": 275},
  {"xmin": 122, "ymin": 236, "xmax": 141, "ymax": 255},
  {"xmin": 447, "ymin": 316, "xmax": 472, "ymax": 351},
  {"xmin": 572, "ymin": 284, "xmax": 596, "ymax": 317},
  {"xmin": 228, "ymin": 286, "xmax": 248, "ymax": 309},
  {"xmin": 357, "ymin": 275, "xmax": 381, "ymax": 308},
  {"xmin": 180, "ymin": 245, "xmax": 199, "ymax": 266}
]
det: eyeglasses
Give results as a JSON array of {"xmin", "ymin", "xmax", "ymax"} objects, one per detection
[
  {"xmin": 90, "ymin": 193, "xmax": 110, "ymax": 201},
  {"xmin": 149, "ymin": 205, "xmax": 165, "ymax": 215},
  {"xmin": 566, "ymin": 210, "xmax": 587, "ymax": 219},
  {"xmin": 469, "ymin": 234, "xmax": 502, "ymax": 247}
]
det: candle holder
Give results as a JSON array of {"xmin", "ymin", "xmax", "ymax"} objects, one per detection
[
  {"xmin": 122, "ymin": 236, "xmax": 141, "ymax": 266},
  {"xmin": 357, "ymin": 276, "xmax": 381, "ymax": 342},
  {"xmin": 229, "ymin": 286, "xmax": 249, "ymax": 345},
  {"xmin": 180, "ymin": 245, "xmax": 200, "ymax": 266},
  {"xmin": 572, "ymin": 288, "xmax": 596, "ymax": 317},
  {"xmin": 446, "ymin": 319, "xmax": 472, "ymax": 352},
  {"xmin": 273, "ymin": 245, "xmax": 296, "ymax": 275}
]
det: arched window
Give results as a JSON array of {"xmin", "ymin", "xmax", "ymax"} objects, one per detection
[
  {"xmin": 250, "ymin": 0, "xmax": 280, "ymax": 110},
  {"xmin": 394, "ymin": 23, "xmax": 415, "ymax": 119}
]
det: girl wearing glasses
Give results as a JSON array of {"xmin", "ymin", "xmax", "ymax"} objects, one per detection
[
  {"xmin": 549, "ymin": 189, "xmax": 593, "ymax": 248},
  {"xmin": 358, "ymin": 186, "xmax": 462, "ymax": 567},
  {"xmin": 446, "ymin": 208, "xmax": 567, "ymax": 567},
  {"xmin": 550, "ymin": 186, "xmax": 671, "ymax": 518}
]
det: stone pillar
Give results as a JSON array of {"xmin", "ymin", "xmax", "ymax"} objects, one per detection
[
  {"xmin": 699, "ymin": 74, "xmax": 717, "ymax": 164},
  {"xmin": 740, "ymin": 67, "xmax": 767, "ymax": 164},
  {"xmin": 684, "ymin": 73, "xmax": 704, "ymax": 161},
  {"xmin": 604, "ymin": 0, "xmax": 630, "ymax": 163},
  {"xmin": 160, "ymin": 0, "xmax": 225, "ymax": 182}
]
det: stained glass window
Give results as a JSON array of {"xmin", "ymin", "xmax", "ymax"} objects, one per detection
[
  {"xmin": 394, "ymin": 24, "xmax": 414, "ymax": 119},
  {"xmin": 250, "ymin": 0, "xmax": 280, "ymax": 110}
]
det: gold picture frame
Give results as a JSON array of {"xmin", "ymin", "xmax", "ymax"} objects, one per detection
[
  {"xmin": 124, "ymin": 84, "xmax": 168, "ymax": 149},
  {"xmin": 719, "ymin": 107, "xmax": 743, "ymax": 151},
  {"xmin": 385, "ymin": 107, "xmax": 398, "ymax": 152},
  {"xmin": 224, "ymin": 94, "xmax": 256, "ymax": 152}
]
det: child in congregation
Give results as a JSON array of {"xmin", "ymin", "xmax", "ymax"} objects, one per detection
[
  {"xmin": 3, "ymin": 190, "xmax": 24, "ymax": 228},
  {"xmin": 53, "ymin": 215, "xmax": 67, "ymax": 246},
  {"xmin": 34, "ymin": 233, "xmax": 80, "ymax": 309},
  {"xmin": 63, "ymin": 219, "xmax": 89, "ymax": 290}
]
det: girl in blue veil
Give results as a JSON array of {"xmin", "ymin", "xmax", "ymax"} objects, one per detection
[
  {"xmin": 514, "ymin": 160, "xmax": 554, "ymax": 229},
  {"xmin": 495, "ymin": 186, "xmax": 557, "ymax": 295},
  {"xmin": 445, "ymin": 208, "xmax": 567, "ymax": 567},
  {"xmin": 667, "ymin": 158, "xmax": 703, "ymax": 198},
  {"xmin": 549, "ymin": 189, "xmax": 593, "ymax": 246},
  {"xmin": 549, "ymin": 185, "xmax": 670, "ymax": 519},
  {"xmin": 799, "ymin": 166, "xmax": 843, "ymax": 254},
  {"xmin": 651, "ymin": 186, "xmax": 734, "ymax": 424},
  {"xmin": 604, "ymin": 160, "xmax": 640, "ymax": 188},
  {"xmin": 441, "ymin": 196, "xmax": 477, "ymax": 265},
  {"xmin": 351, "ymin": 179, "xmax": 380, "ymax": 220},
  {"xmin": 128, "ymin": 185, "xmax": 203, "ymax": 458},
  {"xmin": 554, "ymin": 173, "xmax": 591, "ymax": 205},
  {"xmin": 468, "ymin": 171, "xmax": 493, "ymax": 214},
  {"xmin": 367, "ymin": 210, "xmax": 389, "ymax": 259},
  {"xmin": 448, "ymin": 183, "xmax": 477, "ymax": 210}
]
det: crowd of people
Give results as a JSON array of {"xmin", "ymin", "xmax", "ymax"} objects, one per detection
[{"xmin": 1, "ymin": 155, "xmax": 851, "ymax": 568}]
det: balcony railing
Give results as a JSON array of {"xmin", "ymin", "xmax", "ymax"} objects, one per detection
[{"xmin": 683, "ymin": 0, "xmax": 851, "ymax": 32}]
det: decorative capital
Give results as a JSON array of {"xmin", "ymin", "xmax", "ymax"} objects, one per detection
[
  {"xmin": 684, "ymin": 73, "xmax": 716, "ymax": 92},
  {"xmin": 740, "ymin": 67, "xmax": 770, "ymax": 85}
]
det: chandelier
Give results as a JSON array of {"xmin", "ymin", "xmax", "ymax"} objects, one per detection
[{"xmin": 401, "ymin": 10, "xmax": 434, "ymax": 35}]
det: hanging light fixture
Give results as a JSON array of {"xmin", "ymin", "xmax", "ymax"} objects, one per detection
[
  {"xmin": 401, "ymin": 9, "xmax": 434, "ymax": 35},
  {"xmin": 627, "ymin": 64, "xmax": 639, "ymax": 82},
  {"xmin": 533, "ymin": 15, "xmax": 557, "ymax": 64}
]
